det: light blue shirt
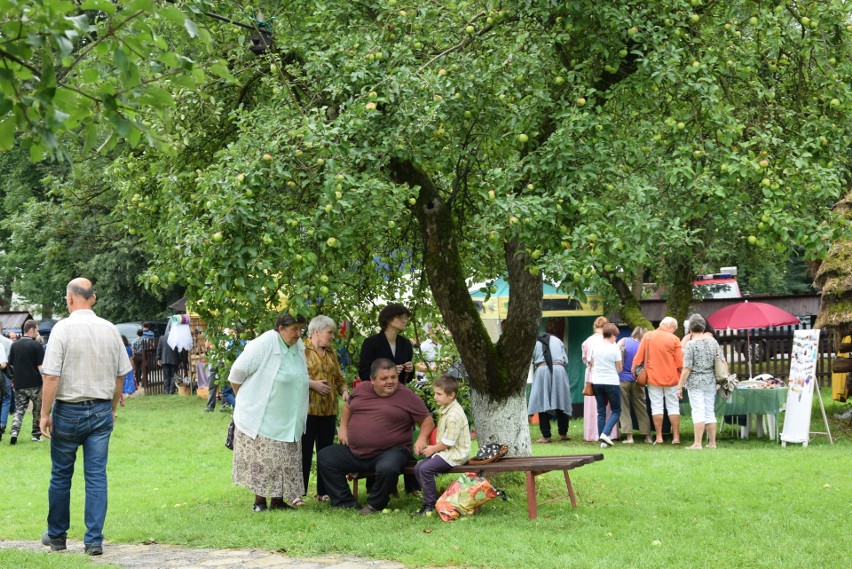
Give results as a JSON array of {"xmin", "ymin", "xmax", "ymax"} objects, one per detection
[
  {"xmin": 258, "ymin": 336, "xmax": 309, "ymax": 441},
  {"xmin": 229, "ymin": 329, "xmax": 308, "ymax": 441}
]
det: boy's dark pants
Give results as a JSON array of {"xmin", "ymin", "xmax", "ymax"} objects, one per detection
[{"xmin": 414, "ymin": 454, "xmax": 452, "ymax": 508}]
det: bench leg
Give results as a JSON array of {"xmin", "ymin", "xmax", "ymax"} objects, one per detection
[
  {"xmin": 563, "ymin": 470, "xmax": 577, "ymax": 509},
  {"xmin": 525, "ymin": 472, "xmax": 538, "ymax": 520},
  {"xmin": 351, "ymin": 478, "xmax": 359, "ymax": 501}
]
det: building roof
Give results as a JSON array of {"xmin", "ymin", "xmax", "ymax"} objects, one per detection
[
  {"xmin": 0, "ymin": 311, "xmax": 35, "ymax": 331},
  {"xmin": 619, "ymin": 295, "xmax": 821, "ymax": 325}
]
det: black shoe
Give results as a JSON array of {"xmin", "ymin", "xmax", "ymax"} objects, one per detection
[
  {"xmin": 252, "ymin": 503, "xmax": 267, "ymax": 512},
  {"xmin": 359, "ymin": 504, "xmax": 381, "ymax": 515},
  {"xmin": 32, "ymin": 435, "xmax": 42, "ymax": 442},
  {"xmin": 10, "ymin": 431, "xmax": 18, "ymax": 445},
  {"xmin": 414, "ymin": 506, "xmax": 435, "ymax": 517},
  {"xmin": 84, "ymin": 544, "xmax": 103, "ymax": 556},
  {"xmin": 41, "ymin": 531, "xmax": 67, "ymax": 551}
]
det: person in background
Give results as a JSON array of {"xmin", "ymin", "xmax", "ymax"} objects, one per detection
[
  {"xmin": 358, "ymin": 303, "xmax": 414, "ymax": 385},
  {"xmin": 633, "ymin": 317, "xmax": 683, "ymax": 445},
  {"xmin": 0, "ymin": 326, "xmax": 13, "ymax": 442},
  {"xmin": 302, "ymin": 315, "xmax": 349, "ymax": 504},
  {"xmin": 617, "ymin": 326, "xmax": 652, "ymax": 444},
  {"xmin": 528, "ymin": 329, "xmax": 572, "ymax": 443},
  {"xmin": 40, "ymin": 278, "xmax": 132, "ymax": 556},
  {"xmin": 131, "ymin": 329, "xmax": 146, "ymax": 388},
  {"xmin": 120, "ymin": 336, "xmax": 136, "ymax": 401},
  {"xmin": 582, "ymin": 317, "xmax": 618, "ymax": 441},
  {"xmin": 8, "ymin": 319, "xmax": 45, "ymax": 445},
  {"xmin": 417, "ymin": 324, "xmax": 449, "ymax": 378},
  {"xmin": 205, "ymin": 329, "xmax": 238, "ymax": 413},
  {"xmin": 229, "ymin": 313, "xmax": 309, "ymax": 512},
  {"xmin": 413, "ymin": 374, "xmax": 470, "ymax": 516},
  {"xmin": 677, "ymin": 315, "xmax": 719, "ymax": 449},
  {"xmin": 156, "ymin": 330, "xmax": 184, "ymax": 395},
  {"xmin": 317, "ymin": 358, "xmax": 434, "ymax": 515},
  {"xmin": 590, "ymin": 323, "xmax": 623, "ymax": 447}
]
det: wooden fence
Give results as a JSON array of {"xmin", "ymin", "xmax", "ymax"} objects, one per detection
[
  {"xmin": 716, "ymin": 325, "xmax": 835, "ymax": 381},
  {"xmin": 135, "ymin": 337, "xmax": 164, "ymax": 394}
]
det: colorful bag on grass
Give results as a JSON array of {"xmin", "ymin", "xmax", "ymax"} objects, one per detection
[{"xmin": 436, "ymin": 473, "xmax": 502, "ymax": 522}]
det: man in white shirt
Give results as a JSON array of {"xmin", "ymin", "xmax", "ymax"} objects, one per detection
[{"xmin": 40, "ymin": 278, "xmax": 131, "ymax": 556}]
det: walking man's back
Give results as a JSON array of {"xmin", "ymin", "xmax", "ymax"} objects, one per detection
[{"xmin": 40, "ymin": 278, "xmax": 132, "ymax": 556}]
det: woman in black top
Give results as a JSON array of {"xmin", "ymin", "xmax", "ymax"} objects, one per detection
[{"xmin": 358, "ymin": 303, "xmax": 414, "ymax": 384}]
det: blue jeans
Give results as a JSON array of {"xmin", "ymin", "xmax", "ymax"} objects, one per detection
[
  {"xmin": 593, "ymin": 384, "xmax": 622, "ymax": 439},
  {"xmin": 47, "ymin": 400, "xmax": 114, "ymax": 546},
  {"xmin": 0, "ymin": 375, "xmax": 11, "ymax": 429},
  {"xmin": 221, "ymin": 385, "xmax": 235, "ymax": 407}
]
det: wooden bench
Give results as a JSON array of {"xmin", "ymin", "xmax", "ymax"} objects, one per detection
[{"xmin": 349, "ymin": 454, "xmax": 604, "ymax": 520}]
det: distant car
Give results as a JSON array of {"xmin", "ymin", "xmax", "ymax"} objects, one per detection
[{"xmin": 115, "ymin": 321, "xmax": 167, "ymax": 343}]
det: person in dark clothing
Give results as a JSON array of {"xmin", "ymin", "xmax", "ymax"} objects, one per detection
[
  {"xmin": 358, "ymin": 303, "xmax": 414, "ymax": 384},
  {"xmin": 8, "ymin": 319, "xmax": 45, "ymax": 444},
  {"xmin": 156, "ymin": 334, "xmax": 185, "ymax": 394}
]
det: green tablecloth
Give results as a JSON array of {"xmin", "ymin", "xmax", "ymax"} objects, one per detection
[{"xmin": 680, "ymin": 388, "xmax": 788, "ymax": 417}]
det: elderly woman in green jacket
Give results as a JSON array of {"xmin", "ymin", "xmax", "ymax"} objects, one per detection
[{"xmin": 229, "ymin": 313, "xmax": 309, "ymax": 512}]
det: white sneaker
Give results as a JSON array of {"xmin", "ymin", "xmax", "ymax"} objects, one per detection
[
  {"xmin": 599, "ymin": 434, "xmax": 614, "ymax": 447},
  {"xmin": 600, "ymin": 443, "xmax": 608, "ymax": 448}
]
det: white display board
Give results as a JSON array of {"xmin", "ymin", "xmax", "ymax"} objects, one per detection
[{"xmin": 780, "ymin": 329, "xmax": 820, "ymax": 444}]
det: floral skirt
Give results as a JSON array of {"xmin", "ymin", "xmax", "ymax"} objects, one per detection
[{"xmin": 232, "ymin": 429, "xmax": 304, "ymax": 499}]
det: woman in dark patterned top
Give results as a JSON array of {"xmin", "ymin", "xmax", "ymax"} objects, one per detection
[{"xmin": 676, "ymin": 315, "xmax": 720, "ymax": 449}]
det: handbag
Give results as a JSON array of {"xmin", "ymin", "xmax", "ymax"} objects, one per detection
[
  {"xmin": 634, "ymin": 365, "xmax": 648, "ymax": 387},
  {"xmin": 714, "ymin": 346, "xmax": 729, "ymax": 381},
  {"xmin": 225, "ymin": 420, "xmax": 235, "ymax": 450},
  {"xmin": 468, "ymin": 443, "xmax": 509, "ymax": 466},
  {"xmin": 582, "ymin": 382, "xmax": 594, "ymax": 396}
]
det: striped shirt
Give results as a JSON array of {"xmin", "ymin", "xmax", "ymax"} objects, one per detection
[{"xmin": 42, "ymin": 309, "xmax": 132, "ymax": 402}]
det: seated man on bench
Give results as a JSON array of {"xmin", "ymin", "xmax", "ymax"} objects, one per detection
[{"xmin": 317, "ymin": 358, "xmax": 434, "ymax": 515}]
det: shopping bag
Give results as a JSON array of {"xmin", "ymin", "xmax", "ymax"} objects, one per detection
[{"xmin": 435, "ymin": 473, "xmax": 503, "ymax": 522}]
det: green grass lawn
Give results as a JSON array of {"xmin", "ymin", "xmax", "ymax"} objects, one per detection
[{"xmin": 1, "ymin": 391, "xmax": 849, "ymax": 568}]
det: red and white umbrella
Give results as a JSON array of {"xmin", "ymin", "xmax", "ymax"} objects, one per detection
[{"xmin": 707, "ymin": 301, "xmax": 800, "ymax": 378}]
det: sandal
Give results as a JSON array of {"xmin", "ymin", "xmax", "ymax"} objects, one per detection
[
  {"xmin": 536, "ymin": 437, "xmax": 552, "ymax": 443},
  {"xmin": 290, "ymin": 497, "xmax": 306, "ymax": 508},
  {"xmin": 317, "ymin": 495, "xmax": 331, "ymax": 503}
]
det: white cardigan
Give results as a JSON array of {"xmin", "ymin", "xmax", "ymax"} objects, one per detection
[{"xmin": 228, "ymin": 329, "xmax": 309, "ymax": 440}]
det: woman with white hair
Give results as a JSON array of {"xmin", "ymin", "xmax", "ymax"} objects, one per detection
[{"xmin": 302, "ymin": 315, "xmax": 349, "ymax": 503}]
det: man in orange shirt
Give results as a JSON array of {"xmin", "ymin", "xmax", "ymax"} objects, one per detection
[{"xmin": 633, "ymin": 317, "xmax": 683, "ymax": 445}]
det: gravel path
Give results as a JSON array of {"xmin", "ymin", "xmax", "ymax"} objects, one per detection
[{"xmin": 0, "ymin": 539, "xmax": 407, "ymax": 569}]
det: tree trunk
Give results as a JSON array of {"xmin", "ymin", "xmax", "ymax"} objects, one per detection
[
  {"xmin": 611, "ymin": 275, "xmax": 654, "ymax": 330},
  {"xmin": 667, "ymin": 257, "xmax": 695, "ymax": 337},
  {"xmin": 390, "ymin": 159, "xmax": 540, "ymax": 455},
  {"xmin": 470, "ymin": 389, "xmax": 532, "ymax": 457}
]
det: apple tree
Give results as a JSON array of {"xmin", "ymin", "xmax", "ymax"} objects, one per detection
[{"xmin": 107, "ymin": 1, "xmax": 852, "ymax": 453}]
